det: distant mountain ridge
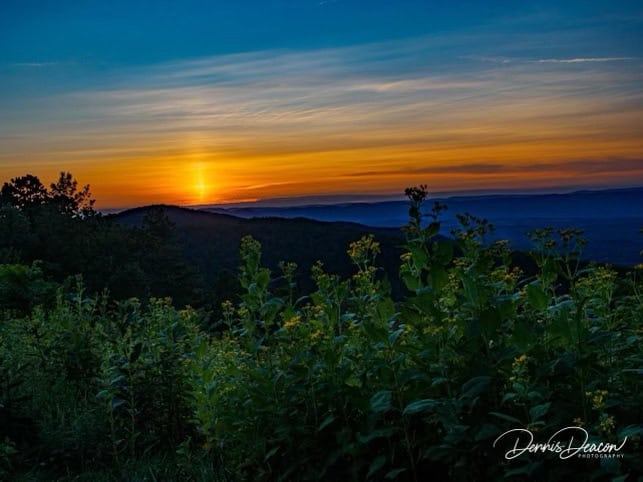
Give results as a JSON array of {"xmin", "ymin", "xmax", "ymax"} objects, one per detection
[
  {"xmin": 114, "ymin": 187, "xmax": 642, "ymax": 269},
  {"xmin": 201, "ymin": 187, "xmax": 643, "ymax": 224},
  {"xmin": 198, "ymin": 187, "xmax": 643, "ymax": 265}
]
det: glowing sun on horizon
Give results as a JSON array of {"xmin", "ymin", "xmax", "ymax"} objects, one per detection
[{"xmin": 191, "ymin": 162, "xmax": 213, "ymax": 204}]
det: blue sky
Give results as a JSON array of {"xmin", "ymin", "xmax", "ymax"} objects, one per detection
[
  {"xmin": 2, "ymin": 1, "xmax": 642, "ymax": 67},
  {"xmin": 1, "ymin": 1, "xmax": 642, "ymax": 207}
]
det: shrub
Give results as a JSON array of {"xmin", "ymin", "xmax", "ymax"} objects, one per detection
[
  {"xmin": 186, "ymin": 187, "xmax": 642, "ymax": 481},
  {"xmin": 0, "ymin": 186, "xmax": 641, "ymax": 480}
]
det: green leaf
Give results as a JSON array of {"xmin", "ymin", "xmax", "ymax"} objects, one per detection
[
  {"xmin": 367, "ymin": 455, "xmax": 386, "ymax": 479},
  {"xmin": 256, "ymin": 269, "xmax": 270, "ymax": 290},
  {"xmin": 460, "ymin": 376, "xmax": 490, "ymax": 400},
  {"xmin": 403, "ymin": 399, "xmax": 438, "ymax": 415},
  {"xmin": 357, "ymin": 428, "xmax": 395, "ymax": 444},
  {"xmin": 434, "ymin": 241, "xmax": 453, "ymax": 264},
  {"xmin": 264, "ymin": 446, "xmax": 279, "ymax": 462},
  {"xmin": 401, "ymin": 273, "xmax": 420, "ymax": 292},
  {"xmin": 388, "ymin": 327, "xmax": 404, "ymax": 346},
  {"xmin": 529, "ymin": 402, "xmax": 551, "ymax": 422},
  {"xmin": 496, "ymin": 296, "xmax": 516, "ymax": 321},
  {"xmin": 443, "ymin": 424, "xmax": 469, "ymax": 445},
  {"xmin": 461, "ymin": 273, "xmax": 481, "ymax": 307},
  {"xmin": 405, "ymin": 292, "xmax": 436, "ymax": 316},
  {"xmin": 110, "ymin": 375, "xmax": 126, "ymax": 386},
  {"xmin": 527, "ymin": 391, "xmax": 544, "ymax": 402},
  {"xmin": 480, "ymin": 308, "xmax": 501, "ymax": 337},
  {"xmin": 512, "ymin": 322, "xmax": 534, "ymax": 351},
  {"xmin": 501, "ymin": 392, "xmax": 517, "ymax": 404},
  {"xmin": 385, "ymin": 468, "xmax": 407, "ymax": 479},
  {"xmin": 489, "ymin": 412, "xmax": 523, "ymax": 425},
  {"xmin": 526, "ymin": 283, "xmax": 548, "ymax": 311},
  {"xmin": 430, "ymin": 377, "xmax": 449, "ymax": 387},
  {"xmin": 370, "ymin": 390, "xmax": 393, "ymax": 413},
  {"xmin": 474, "ymin": 423, "xmax": 501, "ymax": 441},
  {"xmin": 425, "ymin": 222, "xmax": 440, "ymax": 238},
  {"xmin": 618, "ymin": 425, "xmax": 642, "ymax": 439},
  {"xmin": 429, "ymin": 266, "xmax": 449, "ymax": 292},
  {"xmin": 345, "ymin": 377, "xmax": 362, "ymax": 388},
  {"xmin": 410, "ymin": 246, "xmax": 428, "ymax": 268},
  {"xmin": 548, "ymin": 308, "xmax": 573, "ymax": 342},
  {"xmin": 96, "ymin": 390, "xmax": 111, "ymax": 400},
  {"xmin": 376, "ymin": 298, "xmax": 395, "ymax": 323},
  {"xmin": 424, "ymin": 445, "xmax": 454, "ymax": 462},
  {"xmin": 318, "ymin": 414, "xmax": 335, "ymax": 432},
  {"xmin": 129, "ymin": 342, "xmax": 143, "ymax": 363}
]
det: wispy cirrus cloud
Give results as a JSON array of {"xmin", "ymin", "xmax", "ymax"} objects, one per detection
[
  {"xmin": 1, "ymin": 30, "xmax": 642, "ymax": 206},
  {"xmin": 342, "ymin": 158, "xmax": 643, "ymax": 178},
  {"xmin": 533, "ymin": 57, "xmax": 636, "ymax": 63},
  {"xmin": 11, "ymin": 62, "xmax": 61, "ymax": 68},
  {"xmin": 464, "ymin": 55, "xmax": 638, "ymax": 66}
]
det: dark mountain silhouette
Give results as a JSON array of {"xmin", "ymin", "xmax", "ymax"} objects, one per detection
[
  {"xmin": 113, "ymin": 205, "xmax": 408, "ymax": 297},
  {"xmin": 110, "ymin": 186, "xmax": 642, "ymax": 307}
]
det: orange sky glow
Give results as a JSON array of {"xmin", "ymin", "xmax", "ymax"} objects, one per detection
[{"xmin": 2, "ymin": 37, "xmax": 642, "ymax": 208}]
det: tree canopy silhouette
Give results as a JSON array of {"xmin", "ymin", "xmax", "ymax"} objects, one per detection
[
  {"xmin": 0, "ymin": 174, "xmax": 48, "ymax": 211},
  {"xmin": 49, "ymin": 171, "xmax": 96, "ymax": 218},
  {"xmin": 1, "ymin": 172, "xmax": 95, "ymax": 218}
]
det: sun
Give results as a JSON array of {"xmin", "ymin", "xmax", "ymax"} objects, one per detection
[
  {"xmin": 192, "ymin": 162, "xmax": 211, "ymax": 204},
  {"xmin": 195, "ymin": 175, "xmax": 207, "ymax": 202}
]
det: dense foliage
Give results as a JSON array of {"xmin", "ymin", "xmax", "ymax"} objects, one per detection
[
  {"xmin": 0, "ymin": 181, "xmax": 641, "ymax": 481},
  {"xmin": 0, "ymin": 173, "xmax": 407, "ymax": 313},
  {"xmin": 0, "ymin": 173, "xmax": 202, "ymax": 308}
]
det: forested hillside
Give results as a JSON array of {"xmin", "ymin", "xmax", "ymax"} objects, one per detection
[
  {"xmin": 113, "ymin": 205, "xmax": 407, "ymax": 299},
  {"xmin": 0, "ymin": 176, "xmax": 641, "ymax": 481},
  {"xmin": 0, "ymin": 173, "xmax": 407, "ymax": 312}
]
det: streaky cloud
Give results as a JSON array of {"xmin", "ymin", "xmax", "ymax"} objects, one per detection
[
  {"xmin": 533, "ymin": 57, "xmax": 635, "ymax": 63},
  {"xmin": 1, "ymin": 28, "xmax": 642, "ymax": 206},
  {"xmin": 11, "ymin": 62, "xmax": 60, "ymax": 68}
]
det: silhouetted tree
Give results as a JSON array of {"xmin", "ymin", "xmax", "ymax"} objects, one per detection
[
  {"xmin": 1, "ymin": 172, "xmax": 96, "ymax": 219},
  {"xmin": 49, "ymin": 172, "xmax": 96, "ymax": 218},
  {"xmin": 0, "ymin": 174, "xmax": 48, "ymax": 210}
]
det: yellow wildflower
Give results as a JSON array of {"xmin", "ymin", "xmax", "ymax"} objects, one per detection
[
  {"xmin": 512, "ymin": 354, "xmax": 528, "ymax": 368},
  {"xmin": 283, "ymin": 315, "xmax": 301, "ymax": 330},
  {"xmin": 588, "ymin": 389, "xmax": 609, "ymax": 410},
  {"xmin": 599, "ymin": 414, "xmax": 615, "ymax": 433}
]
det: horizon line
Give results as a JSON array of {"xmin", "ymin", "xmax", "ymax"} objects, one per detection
[{"xmin": 100, "ymin": 184, "xmax": 643, "ymax": 214}]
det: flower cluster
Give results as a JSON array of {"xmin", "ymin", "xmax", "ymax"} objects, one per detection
[
  {"xmin": 586, "ymin": 389, "xmax": 609, "ymax": 411},
  {"xmin": 283, "ymin": 315, "xmax": 301, "ymax": 330},
  {"xmin": 509, "ymin": 354, "xmax": 528, "ymax": 383}
]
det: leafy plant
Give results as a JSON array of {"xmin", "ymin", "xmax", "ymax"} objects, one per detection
[{"xmin": 0, "ymin": 184, "xmax": 640, "ymax": 480}]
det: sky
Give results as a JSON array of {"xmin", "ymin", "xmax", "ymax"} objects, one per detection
[{"xmin": 1, "ymin": 0, "xmax": 642, "ymax": 208}]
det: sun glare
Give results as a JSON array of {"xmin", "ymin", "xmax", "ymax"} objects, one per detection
[{"xmin": 192, "ymin": 162, "xmax": 211, "ymax": 204}]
